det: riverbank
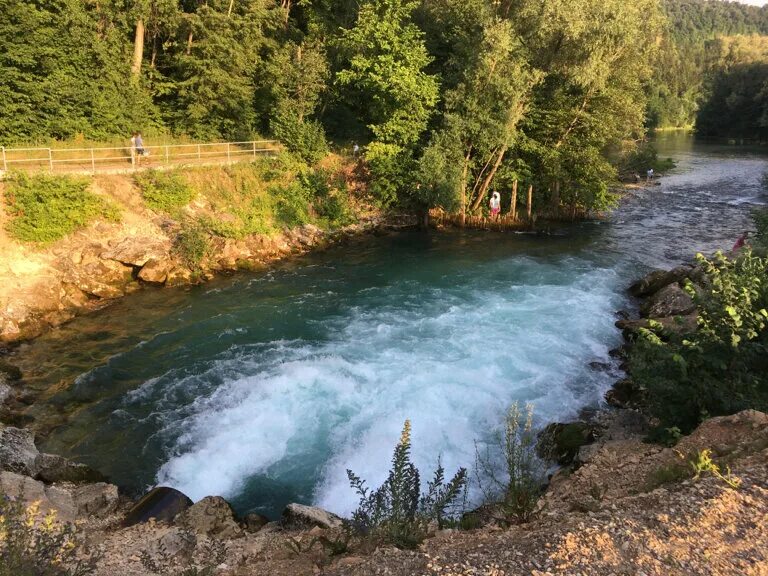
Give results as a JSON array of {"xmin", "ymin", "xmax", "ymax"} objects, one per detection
[{"xmin": 0, "ymin": 160, "xmax": 415, "ymax": 346}]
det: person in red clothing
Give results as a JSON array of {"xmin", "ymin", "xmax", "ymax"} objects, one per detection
[{"xmin": 732, "ymin": 231, "xmax": 750, "ymax": 252}]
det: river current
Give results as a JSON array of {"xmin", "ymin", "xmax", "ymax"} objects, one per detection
[{"xmin": 13, "ymin": 134, "xmax": 766, "ymax": 518}]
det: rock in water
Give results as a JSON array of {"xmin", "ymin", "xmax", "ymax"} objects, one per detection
[
  {"xmin": 123, "ymin": 486, "xmax": 193, "ymax": 527},
  {"xmin": 35, "ymin": 453, "xmax": 108, "ymax": 484},
  {"xmin": 243, "ymin": 512, "xmax": 270, "ymax": 533},
  {"xmin": 176, "ymin": 496, "xmax": 243, "ymax": 539},
  {"xmin": 138, "ymin": 258, "xmax": 171, "ymax": 284},
  {"xmin": 640, "ymin": 284, "xmax": 695, "ymax": 318},
  {"xmin": 282, "ymin": 503, "xmax": 343, "ymax": 529}
]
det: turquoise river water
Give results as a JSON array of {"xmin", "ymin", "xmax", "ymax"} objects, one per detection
[{"xmin": 11, "ymin": 134, "xmax": 767, "ymax": 518}]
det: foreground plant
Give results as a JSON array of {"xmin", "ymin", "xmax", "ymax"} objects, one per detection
[
  {"xmin": 347, "ymin": 420, "xmax": 467, "ymax": 549},
  {"xmin": 475, "ymin": 402, "xmax": 544, "ymax": 524},
  {"xmin": 0, "ymin": 497, "xmax": 97, "ymax": 576}
]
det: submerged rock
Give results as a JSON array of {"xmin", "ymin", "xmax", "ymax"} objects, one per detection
[
  {"xmin": 282, "ymin": 503, "xmax": 343, "ymax": 529},
  {"xmin": 123, "ymin": 486, "xmax": 193, "ymax": 527}
]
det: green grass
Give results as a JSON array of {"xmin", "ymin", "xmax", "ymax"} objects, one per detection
[
  {"xmin": 4, "ymin": 172, "xmax": 119, "ymax": 243},
  {"xmin": 134, "ymin": 170, "xmax": 195, "ymax": 214}
]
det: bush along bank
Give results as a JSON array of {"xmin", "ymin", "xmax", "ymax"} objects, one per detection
[
  {"xmin": 0, "ymin": 156, "xmax": 415, "ymax": 345},
  {"xmin": 533, "ymin": 241, "xmax": 767, "ymax": 477}
]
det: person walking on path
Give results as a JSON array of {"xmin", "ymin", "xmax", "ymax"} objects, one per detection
[
  {"xmin": 130, "ymin": 132, "xmax": 137, "ymax": 165},
  {"xmin": 135, "ymin": 132, "xmax": 146, "ymax": 165}
]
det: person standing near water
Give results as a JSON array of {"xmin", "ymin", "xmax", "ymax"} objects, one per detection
[
  {"xmin": 732, "ymin": 231, "xmax": 750, "ymax": 252},
  {"xmin": 489, "ymin": 191, "xmax": 501, "ymax": 219},
  {"xmin": 646, "ymin": 167, "xmax": 654, "ymax": 182}
]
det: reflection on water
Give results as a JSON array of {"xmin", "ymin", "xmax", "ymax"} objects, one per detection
[{"xmin": 13, "ymin": 135, "xmax": 767, "ymax": 517}]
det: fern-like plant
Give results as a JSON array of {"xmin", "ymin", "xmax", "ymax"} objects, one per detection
[{"xmin": 346, "ymin": 420, "xmax": 467, "ymax": 549}]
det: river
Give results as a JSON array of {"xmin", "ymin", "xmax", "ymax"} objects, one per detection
[{"xmin": 12, "ymin": 134, "xmax": 766, "ymax": 518}]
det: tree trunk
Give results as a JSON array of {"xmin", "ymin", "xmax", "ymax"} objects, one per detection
[
  {"xmin": 470, "ymin": 146, "xmax": 507, "ymax": 212},
  {"xmin": 228, "ymin": 0, "xmax": 235, "ymax": 17},
  {"xmin": 461, "ymin": 148, "xmax": 472, "ymax": 227},
  {"xmin": 510, "ymin": 180, "xmax": 518, "ymax": 220},
  {"xmin": 131, "ymin": 19, "xmax": 145, "ymax": 79},
  {"xmin": 186, "ymin": 30, "xmax": 194, "ymax": 55},
  {"xmin": 551, "ymin": 180, "xmax": 560, "ymax": 214},
  {"xmin": 527, "ymin": 184, "xmax": 533, "ymax": 219}
]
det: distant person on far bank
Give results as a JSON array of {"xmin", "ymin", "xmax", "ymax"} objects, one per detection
[
  {"xmin": 646, "ymin": 167, "xmax": 654, "ymax": 182},
  {"xmin": 352, "ymin": 142, "xmax": 360, "ymax": 157},
  {"xmin": 732, "ymin": 231, "xmax": 750, "ymax": 252},
  {"xmin": 490, "ymin": 191, "xmax": 501, "ymax": 219}
]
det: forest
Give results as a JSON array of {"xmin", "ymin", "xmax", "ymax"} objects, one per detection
[{"xmin": 1, "ymin": 0, "xmax": 767, "ymax": 217}]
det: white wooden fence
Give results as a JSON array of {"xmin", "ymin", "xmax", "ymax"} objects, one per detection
[{"xmin": 0, "ymin": 140, "xmax": 281, "ymax": 176}]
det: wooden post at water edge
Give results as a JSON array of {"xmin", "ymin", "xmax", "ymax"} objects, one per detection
[{"xmin": 510, "ymin": 180, "xmax": 518, "ymax": 220}]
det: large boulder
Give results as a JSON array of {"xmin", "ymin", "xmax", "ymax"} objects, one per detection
[
  {"xmin": 537, "ymin": 422, "xmax": 598, "ymax": 465},
  {"xmin": 282, "ymin": 503, "xmax": 343, "ymax": 530},
  {"xmin": 101, "ymin": 237, "xmax": 169, "ymax": 268},
  {"xmin": 138, "ymin": 258, "xmax": 171, "ymax": 284},
  {"xmin": 616, "ymin": 312, "xmax": 698, "ymax": 339},
  {"xmin": 176, "ymin": 496, "xmax": 243, "ymax": 539},
  {"xmin": 0, "ymin": 426, "xmax": 40, "ymax": 476},
  {"xmin": 640, "ymin": 283, "xmax": 695, "ymax": 318},
  {"xmin": 629, "ymin": 265, "xmax": 693, "ymax": 298},
  {"xmin": 71, "ymin": 482, "xmax": 120, "ymax": 518},
  {"xmin": 35, "ymin": 453, "xmax": 108, "ymax": 484},
  {"xmin": 123, "ymin": 486, "xmax": 193, "ymax": 527},
  {"xmin": 0, "ymin": 471, "xmax": 77, "ymax": 521}
]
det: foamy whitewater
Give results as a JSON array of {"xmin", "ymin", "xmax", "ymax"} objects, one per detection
[{"xmin": 144, "ymin": 256, "xmax": 622, "ymax": 516}]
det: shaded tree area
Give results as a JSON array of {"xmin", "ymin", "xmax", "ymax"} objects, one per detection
[{"xmin": 1, "ymin": 0, "xmax": 679, "ymax": 218}]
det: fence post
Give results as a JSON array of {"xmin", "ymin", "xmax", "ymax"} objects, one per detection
[
  {"xmin": 90, "ymin": 149, "xmax": 96, "ymax": 174},
  {"xmin": 165, "ymin": 146, "xmax": 170, "ymax": 164},
  {"xmin": 252, "ymin": 141, "xmax": 256, "ymax": 159},
  {"xmin": 197, "ymin": 144, "xmax": 201, "ymax": 160},
  {"xmin": 1, "ymin": 146, "xmax": 6, "ymax": 172},
  {"xmin": 227, "ymin": 142, "xmax": 231, "ymax": 163},
  {"xmin": 48, "ymin": 149, "xmax": 54, "ymax": 172}
]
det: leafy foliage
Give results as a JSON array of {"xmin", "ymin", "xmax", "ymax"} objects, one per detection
[
  {"xmin": 347, "ymin": 420, "xmax": 467, "ymax": 549},
  {"xmin": 631, "ymin": 251, "xmax": 768, "ymax": 432},
  {"xmin": 474, "ymin": 402, "xmax": 544, "ymax": 524},
  {"xmin": 0, "ymin": 497, "xmax": 98, "ymax": 576},
  {"xmin": 135, "ymin": 170, "xmax": 195, "ymax": 214},
  {"xmin": 173, "ymin": 219, "xmax": 209, "ymax": 270},
  {"xmin": 4, "ymin": 173, "xmax": 119, "ymax": 243}
]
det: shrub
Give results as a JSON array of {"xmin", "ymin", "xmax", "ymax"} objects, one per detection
[
  {"xmin": 475, "ymin": 402, "xmax": 544, "ymax": 524},
  {"xmin": 347, "ymin": 420, "xmax": 467, "ymax": 549},
  {"xmin": 302, "ymin": 170, "xmax": 354, "ymax": 228},
  {"xmin": 135, "ymin": 170, "xmax": 195, "ymax": 214},
  {"xmin": 173, "ymin": 220, "xmax": 209, "ymax": 270},
  {"xmin": 752, "ymin": 207, "xmax": 768, "ymax": 249},
  {"xmin": 631, "ymin": 251, "xmax": 768, "ymax": 432},
  {"xmin": 270, "ymin": 181, "xmax": 312, "ymax": 228},
  {"xmin": 4, "ymin": 172, "xmax": 119, "ymax": 243},
  {"xmin": 271, "ymin": 110, "xmax": 329, "ymax": 165},
  {"xmin": 0, "ymin": 497, "xmax": 97, "ymax": 576}
]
